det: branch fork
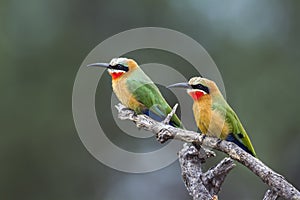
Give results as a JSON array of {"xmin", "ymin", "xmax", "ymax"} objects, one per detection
[{"xmin": 115, "ymin": 103, "xmax": 300, "ymax": 200}]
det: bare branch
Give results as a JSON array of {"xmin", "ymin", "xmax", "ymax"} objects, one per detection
[
  {"xmin": 202, "ymin": 157, "xmax": 236, "ymax": 195},
  {"xmin": 115, "ymin": 103, "xmax": 300, "ymax": 200},
  {"xmin": 178, "ymin": 144, "xmax": 213, "ymax": 200},
  {"xmin": 179, "ymin": 144, "xmax": 235, "ymax": 200},
  {"xmin": 263, "ymin": 189, "xmax": 278, "ymax": 200},
  {"xmin": 163, "ymin": 103, "xmax": 178, "ymax": 125}
]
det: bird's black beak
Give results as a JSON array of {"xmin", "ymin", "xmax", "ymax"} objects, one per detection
[
  {"xmin": 87, "ymin": 63, "xmax": 111, "ymax": 68},
  {"xmin": 167, "ymin": 82, "xmax": 192, "ymax": 89}
]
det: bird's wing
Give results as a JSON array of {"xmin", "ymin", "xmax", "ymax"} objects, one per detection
[
  {"xmin": 212, "ymin": 102, "xmax": 256, "ymax": 157},
  {"xmin": 126, "ymin": 78, "xmax": 182, "ymax": 128}
]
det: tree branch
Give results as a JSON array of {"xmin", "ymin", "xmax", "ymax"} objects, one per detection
[
  {"xmin": 163, "ymin": 103, "xmax": 178, "ymax": 125},
  {"xmin": 263, "ymin": 189, "xmax": 278, "ymax": 200},
  {"xmin": 179, "ymin": 144, "xmax": 214, "ymax": 200},
  {"xmin": 179, "ymin": 143, "xmax": 235, "ymax": 200},
  {"xmin": 115, "ymin": 103, "xmax": 300, "ymax": 200},
  {"xmin": 201, "ymin": 157, "xmax": 235, "ymax": 195}
]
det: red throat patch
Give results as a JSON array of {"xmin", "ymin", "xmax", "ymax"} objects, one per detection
[
  {"xmin": 188, "ymin": 91, "xmax": 205, "ymax": 101},
  {"xmin": 110, "ymin": 72, "xmax": 124, "ymax": 79}
]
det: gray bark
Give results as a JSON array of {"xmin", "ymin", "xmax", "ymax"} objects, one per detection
[
  {"xmin": 179, "ymin": 144, "xmax": 235, "ymax": 200},
  {"xmin": 263, "ymin": 189, "xmax": 278, "ymax": 200},
  {"xmin": 115, "ymin": 103, "xmax": 300, "ymax": 200}
]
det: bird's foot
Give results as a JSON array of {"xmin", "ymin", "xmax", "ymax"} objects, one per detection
[
  {"xmin": 216, "ymin": 138, "xmax": 223, "ymax": 146},
  {"xmin": 156, "ymin": 129, "xmax": 174, "ymax": 143},
  {"xmin": 116, "ymin": 104, "xmax": 136, "ymax": 121},
  {"xmin": 199, "ymin": 134, "xmax": 207, "ymax": 143}
]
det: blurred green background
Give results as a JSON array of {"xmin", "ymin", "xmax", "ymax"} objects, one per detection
[{"xmin": 1, "ymin": 0, "xmax": 300, "ymax": 199}]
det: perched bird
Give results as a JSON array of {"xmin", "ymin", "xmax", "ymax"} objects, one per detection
[
  {"xmin": 168, "ymin": 77, "xmax": 256, "ymax": 156},
  {"xmin": 87, "ymin": 58, "xmax": 183, "ymax": 128}
]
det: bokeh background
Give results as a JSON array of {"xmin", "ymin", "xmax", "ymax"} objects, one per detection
[{"xmin": 1, "ymin": 0, "xmax": 300, "ymax": 199}]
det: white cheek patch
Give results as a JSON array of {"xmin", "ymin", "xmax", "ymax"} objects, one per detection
[
  {"xmin": 108, "ymin": 69, "xmax": 126, "ymax": 74},
  {"xmin": 187, "ymin": 89, "xmax": 207, "ymax": 95}
]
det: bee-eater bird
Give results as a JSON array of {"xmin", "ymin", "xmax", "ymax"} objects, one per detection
[
  {"xmin": 168, "ymin": 77, "xmax": 256, "ymax": 157},
  {"xmin": 87, "ymin": 57, "xmax": 183, "ymax": 128}
]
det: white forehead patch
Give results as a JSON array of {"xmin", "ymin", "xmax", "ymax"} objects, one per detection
[
  {"xmin": 109, "ymin": 57, "xmax": 128, "ymax": 66},
  {"xmin": 189, "ymin": 77, "xmax": 203, "ymax": 85}
]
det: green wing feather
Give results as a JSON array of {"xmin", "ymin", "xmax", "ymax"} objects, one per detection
[
  {"xmin": 212, "ymin": 101, "xmax": 256, "ymax": 157},
  {"xmin": 126, "ymin": 70, "xmax": 182, "ymax": 128}
]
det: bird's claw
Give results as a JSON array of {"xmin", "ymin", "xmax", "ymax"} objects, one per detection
[
  {"xmin": 216, "ymin": 138, "xmax": 222, "ymax": 145},
  {"xmin": 199, "ymin": 134, "xmax": 207, "ymax": 143}
]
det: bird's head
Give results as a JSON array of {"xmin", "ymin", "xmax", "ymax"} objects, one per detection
[
  {"xmin": 87, "ymin": 57, "xmax": 139, "ymax": 80},
  {"xmin": 168, "ymin": 77, "xmax": 218, "ymax": 101}
]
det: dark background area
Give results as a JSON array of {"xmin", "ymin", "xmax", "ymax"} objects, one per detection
[{"xmin": 1, "ymin": 0, "xmax": 300, "ymax": 199}]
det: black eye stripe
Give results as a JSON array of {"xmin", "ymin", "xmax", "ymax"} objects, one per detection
[
  {"xmin": 117, "ymin": 64, "xmax": 129, "ymax": 72},
  {"xmin": 191, "ymin": 84, "xmax": 210, "ymax": 94},
  {"xmin": 110, "ymin": 64, "xmax": 129, "ymax": 72}
]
